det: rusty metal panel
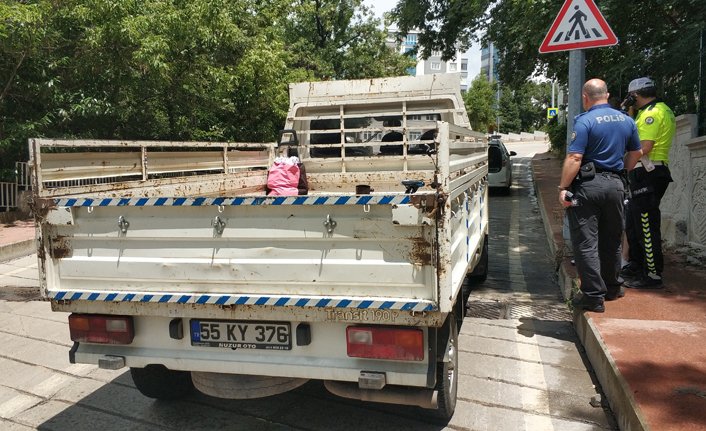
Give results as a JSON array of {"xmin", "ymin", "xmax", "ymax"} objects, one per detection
[
  {"xmin": 30, "ymin": 139, "xmax": 276, "ymax": 199},
  {"xmin": 42, "ymin": 203, "xmax": 437, "ymax": 313},
  {"xmin": 40, "ymin": 152, "xmax": 143, "ymax": 181}
]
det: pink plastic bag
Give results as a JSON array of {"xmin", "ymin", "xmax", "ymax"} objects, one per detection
[{"xmin": 267, "ymin": 157, "xmax": 300, "ymax": 196}]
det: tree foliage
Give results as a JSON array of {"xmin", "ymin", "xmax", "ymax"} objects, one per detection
[
  {"xmin": 497, "ymin": 81, "xmax": 554, "ymax": 134},
  {"xmin": 0, "ymin": 0, "xmax": 413, "ymax": 180},
  {"xmin": 463, "ymin": 72, "xmax": 497, "ymax": 132},
  {"xmin": 285, "ymin": 0, "xmax": 414, "ymax": 80},
  {"xmin": 390, "ymin": 0, "xmax": 706, "ymax": 116},
  {"xmin": 498, "ymin": 87, "xmax": 521, "ymax": 134}
]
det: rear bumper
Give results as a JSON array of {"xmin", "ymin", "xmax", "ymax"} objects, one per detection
[{"xmin": 70, "ymin": 316, "xmax": 432, "ymax": 388}]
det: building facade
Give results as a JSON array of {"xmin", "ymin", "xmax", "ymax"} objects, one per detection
[
  {"xmin": 480, "ymin": 42, "xmax": 499, "ymax": 83},
  {"xmin": 386, "ymin": 29, "xmax": 469, "ymax": 93}
]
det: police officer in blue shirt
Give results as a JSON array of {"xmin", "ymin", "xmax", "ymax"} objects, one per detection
[{"xmin": 558, "ymin": 79, "xmax": 642, "ymax": 312}]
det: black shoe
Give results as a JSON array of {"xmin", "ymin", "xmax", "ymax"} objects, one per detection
[
  {"xmin": 620, "ymin": 264, "xmax": 641, "ymax": 278},
  {"xmin": 571, "ymin": 295, "xmax": 605, "ymax": 313},
  {"xmin": 605, "ymin": 285, "xmax": 625, "ymax": 301},
  {"xmin": 625, "ymin": 274, "xmax": 663, "ymax": 289}
]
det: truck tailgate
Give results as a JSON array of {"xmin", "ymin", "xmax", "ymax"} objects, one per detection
[{"xmin": 41, "ymin": 194, "xmax": 439, "ymax": 317}]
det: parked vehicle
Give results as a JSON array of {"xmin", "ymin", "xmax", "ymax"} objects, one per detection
[
  {"xmin": 30, "ymin": 73, "xmax": 489, "ymax": 423},
  {"xmin": 487, "ymin": 136, "xmax": 516, "ymax": 192}
]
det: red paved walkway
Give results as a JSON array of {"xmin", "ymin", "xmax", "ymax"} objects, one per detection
[
  {"xmin": 0, "ymin": 219, "xmax": 35, "ymax": 245},
  {"xmin": 533, "ymin": 152, "xmax": 706, "ymax": 431}
]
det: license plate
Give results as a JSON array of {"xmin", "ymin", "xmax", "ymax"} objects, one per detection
[{"xmin": 190, "ymin": 320, "xmax": 291, "ymax": 350}]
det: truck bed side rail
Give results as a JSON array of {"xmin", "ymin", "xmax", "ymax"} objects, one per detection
[{"xmin": 29, "ymin": 139, "xmax": 277, "ymax": 199}]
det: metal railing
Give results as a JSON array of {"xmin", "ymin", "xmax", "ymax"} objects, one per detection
[
  {"xmin": 0, "ymin": 182, "xmax": 18, "ymax": 212},
  {"xmin": 0, "ymin": 162, "xmax": 31, "ymax": 212},
  {"xmin": 15, "ymin": 162, "xmax": 31, "ymax": 190}
]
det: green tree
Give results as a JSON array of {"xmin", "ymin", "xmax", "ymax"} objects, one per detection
[
  {"xmin": 514, "ymin": 81, "xmax": 554, "ymax": 132},
  {"xmin": 463, "ymin": 72, "xmax": 498, "ymax": 132},
  {"xmin": 0, "ymin": 0, "xmax": 414, "ymax": 179},
  {"xmin": 390, "ymin": 0, "xmax": 706, "ymax": 116},
  {"xmin": 0, "ymin": 0, "xmax": 63, "ymax": 180},
  {"xmin": 284, "ymin": 0, "xmax": 414, "ymax": 80},
  {"xmin": 498, "ymin": 87, "xmax": 521, "ymax": 134}
]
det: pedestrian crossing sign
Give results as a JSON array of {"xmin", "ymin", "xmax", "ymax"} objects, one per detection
[
  {"xmin": 539, "ymin": 0, "xmax": 617, "ymax": 53},
  {"xmin": 547, "ymin": 108, "xmax": 558, "ymax": 119}
]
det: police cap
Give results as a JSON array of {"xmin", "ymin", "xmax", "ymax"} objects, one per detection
[{"xmin": 628, "ymin": 77, "xmax": 655, "ymax": 93}]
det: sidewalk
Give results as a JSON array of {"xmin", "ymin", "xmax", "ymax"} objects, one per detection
[
  {"xmin": 0, "ymin": 219, "xmax": 36, "ymax": 262},
  {"xmin": 532, "ymin": 152, "xmax": 706, "ymax": 431}
]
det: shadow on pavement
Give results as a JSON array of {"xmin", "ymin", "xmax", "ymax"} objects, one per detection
[{"xmin": 37, "ymin": 374, "xmax": 450, "ymax": 431}]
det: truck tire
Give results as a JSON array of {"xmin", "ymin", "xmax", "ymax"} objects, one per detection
[
  {"xmin": 130, "ymin": 365, "xmax": 194, "ymax": 400},
  {"xmin": 424, "ymin": 315, "xmax": 459, "ymax": 423},
  {"xmin": 467, "ymin": 235, "xmax": 488, "ymax": 283},
  {"xmin": 191, "ymin": 372, "xmax": 309, "ymax": 399}
]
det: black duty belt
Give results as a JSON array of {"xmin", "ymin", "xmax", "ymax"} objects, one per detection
[{"xmin": 595, "ymin": 168, "xmax": 621, "ymax": 175}]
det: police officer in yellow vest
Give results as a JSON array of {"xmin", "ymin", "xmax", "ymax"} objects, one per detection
[{"xmin": 621, "ymin": 77, "xmax": 676, "ymax": 289}]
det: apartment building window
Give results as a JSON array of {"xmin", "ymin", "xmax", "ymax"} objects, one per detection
[
  {"xmin": 431, "ymin": 50, "xmax": 442, "ymax": 57},
  {"xmin": 449, "ymin": 63, "xmax": 457, "ymax": 71},
  {"xmin": 406, "ymin": 35, "xmax": 417, "ymax": 45},
  {"xmin": 425, "ymin": 114, "xmax": 440, "ymax": 121},
  {"xmin": 461, "ymin": 63, "xmax": 467, "ymax": 71},
  {"xmin": 408, "ymin": 131, "xmax": 422, "ymax": 141},
  {"xmin": 408, "ymin": 115, "xmax": 422, "ymax": 121},
  {"xmin": 431, "ymin": 62, "xmax": 441, "ymax": 70}
]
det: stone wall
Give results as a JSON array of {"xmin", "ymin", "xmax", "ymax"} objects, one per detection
[
  {"xmin": 661, "ymin": 114, "xmax": 705, "ymax": 249},
  {"xmin": 686, "ymin": 135, "xmax": 706, "ymax": 248}
]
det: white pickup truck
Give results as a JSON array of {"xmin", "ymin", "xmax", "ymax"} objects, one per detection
[{"xmin": 30, "ymin": 73, "xmax": 489, "ymax": 422}]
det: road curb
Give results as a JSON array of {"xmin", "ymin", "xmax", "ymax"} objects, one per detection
[
  {"xmin": 530, "ymin": 157, "xmax": 651, "ymax": 431},
  {"xmin": 0, "ymin": 238, "xmax": 36, "ymax": 263},
  {"xmin": 530, "ymin": 158, "xmax": 573, "ymax": 300},
  {"xmin": 573, "ymin": 310, "xmax": 652, "ymax": 431}
]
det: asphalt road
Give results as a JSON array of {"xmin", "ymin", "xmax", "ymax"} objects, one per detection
[{"xmin": 0, "ymin": 141, "xmax": 618, "ymax": 430}]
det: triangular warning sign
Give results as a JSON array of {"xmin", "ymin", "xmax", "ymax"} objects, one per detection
[{"xmin": 539, "ymin": 0, "xmax": 618, "ymax": 53}]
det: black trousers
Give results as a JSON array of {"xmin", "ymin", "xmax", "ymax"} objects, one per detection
[
  {"xmin": 625, "ymin": 165, "xmax": 672, "ymax": 276},
  {"xmin": 567, "ymin": 173, "xmax": 625, "ymax": 301}
]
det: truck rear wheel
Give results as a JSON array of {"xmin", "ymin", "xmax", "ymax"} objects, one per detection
[
  {"xmin": 424, "ymin": 315, "xmax": 459, "ymax": 423},
  {"xmin": 130, "ymin": 365, "xmax": 194, "ymax": 400}
]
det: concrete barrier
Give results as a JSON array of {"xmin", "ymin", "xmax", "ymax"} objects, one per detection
[
  {"xmin": 0, "ymin": 211, "xmax": 30, "ymax": 225},
  {"xmin": 0, "ymin": 238, "xmax": 36, "ymax": 263}
]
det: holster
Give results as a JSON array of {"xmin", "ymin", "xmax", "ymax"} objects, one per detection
[{"xmin": 575, "ymin": 162, "xmax": 596, "ymax": 181}]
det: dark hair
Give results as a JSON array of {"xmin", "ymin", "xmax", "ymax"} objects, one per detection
[
  {"xmin": 636, "ymin": 86, "xmax": 657, "ymax": 98},
  {"xmin": 608, "ymin": 97, "xmax": 621, "ymax": 110}
]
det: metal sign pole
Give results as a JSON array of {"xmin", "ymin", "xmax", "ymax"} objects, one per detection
[
  {"xmin": 563, "ymin": 49, "xmax": 585, "ymax": 240},
  {"xmin": 565, "ymin": 50, "xmax": 585, "ymax": 156}
]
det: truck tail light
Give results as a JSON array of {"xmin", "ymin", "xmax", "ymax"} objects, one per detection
[
  {"xmin": 346, "ymin": 327, "xmax": 424, "ymax": 361},
  {"xmin": 69, "ymin": 314, "xmax": 134, "ymax": 345},
  {"xmin": 502, "ymin": 161, "xmax": 507, "ymax": 167}
]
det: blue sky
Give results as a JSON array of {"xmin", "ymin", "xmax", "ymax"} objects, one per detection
[{"xmin": 362, "ymin": 0, "xmax": 482, "ymax": 80}]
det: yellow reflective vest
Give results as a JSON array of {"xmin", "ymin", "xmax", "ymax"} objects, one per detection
[{"xmin": 634, "ymin": 100, "xmax": 676, "ymax": 163}]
